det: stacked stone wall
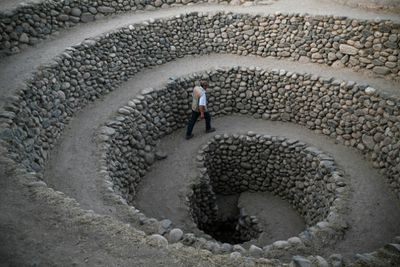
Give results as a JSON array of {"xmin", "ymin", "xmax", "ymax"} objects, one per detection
[
  {"xmin": 189, "ymin": 180, "xmax": 218, "ymax": 231},
  {"xmin": 198, "ymin": 134, "xmax": 341, "ymax": 226},
  {"xmin": 1, "ymin": 10, "xmax": 399, "ymax": 82},
  {"xmin": 0, "ymin": 0, "xmax": 258, "ymax": 54},
  {"xmin": 0, "ymin": 0, "xmax": 207, "ymax": 54},
  {"xmin": 186, "ymin": 134, "xmax": 347, "ymax": 253},
  {"xmin": 0, "ymin": 12, "xmax": 399, "ymax": 264},
  {"xmin": 101, "ymin": 86, "xmax": 190, "ymax": 202}
]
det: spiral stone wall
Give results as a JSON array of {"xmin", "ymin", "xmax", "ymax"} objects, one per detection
[
  {"xmin": 0, "ymin": 10, "xmax": 399, "ymax": 265},
  {"xmin": 100, "ymin": 86, "xmax": 189, "ymax": 202}
]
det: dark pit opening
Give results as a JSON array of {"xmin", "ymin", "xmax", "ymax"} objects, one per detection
[
  {"xmin": 200, "ymin": 194, "xmax": 262, "ymax": 244},
  {"xmin": 202, "ymin": 216, "xmax": 261, "ymax": 244}
]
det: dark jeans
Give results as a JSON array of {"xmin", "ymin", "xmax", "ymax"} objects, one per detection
[{"xmin": 186, "ymin": 110, "xmax": 211, "ymax": 136}]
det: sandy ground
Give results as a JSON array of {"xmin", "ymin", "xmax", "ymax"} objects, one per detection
[
  {"xmin": 0, "ymin": 0, "xmax": 43, "ymax": 11},
  {"xmin": 0, "ymin": 168, "xmax": 218, "ymax": 267},
  {"xmin": 1, "ymin": 1, "xmax": 400, "ymax": 266},
  {"xmin": 0, "ymin": 141, "xmax": 233, "ymax": 267},
  {"xmin": 239, "ymin": 192, "xmax": 306, "ymax": 247}
]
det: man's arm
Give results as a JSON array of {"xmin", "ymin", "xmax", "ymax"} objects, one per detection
[
  {"xmin": 198, "ymin": 93, "xmax": 207, "ymax": 119},
  {"xmin": 199, "ymin": 105, "xmax": 205, "ymax": 119}
]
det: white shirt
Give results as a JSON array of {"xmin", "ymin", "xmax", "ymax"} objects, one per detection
[
  {"xmin": 199, "ymin": 91, "xmax": 207, "ymax": 107},
  {"xmin": 192, "ymin": 86, "xmax": 207, "ymax": 111}
]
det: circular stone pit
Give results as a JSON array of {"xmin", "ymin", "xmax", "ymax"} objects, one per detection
[{"xmin": 188, "ymin": 133, "xmax": 348, "ymax": 254}]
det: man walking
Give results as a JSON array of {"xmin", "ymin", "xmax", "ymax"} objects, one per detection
[{"xmin": 186, "ymin": 80, "xmax": 215, "ymax": 140}]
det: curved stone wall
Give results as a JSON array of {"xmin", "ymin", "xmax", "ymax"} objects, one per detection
[
  {"xmin": 0, "ymin": 0, "xmax": 257, "ymax": 55},
  {"xmin": 0, "ymin": 0, "xmax": 204, "ymax": 54},
  {"xmin": 1, "ymin": 10, "xmax": 399, "ymax": 82},
  {"xmin": 0, "ymin": 12, "xmax": 399, "ymax": 264}
]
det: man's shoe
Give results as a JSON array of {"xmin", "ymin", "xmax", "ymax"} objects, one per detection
[
  {"xmin": 186, "ymin": 134, "xmax": 194, "ymax": 140},
  {"xmin": 206, "ymin": 127, "xmax": 216, "ymax": 133}
]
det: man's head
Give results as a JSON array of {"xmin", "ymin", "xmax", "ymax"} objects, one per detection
[{"xmin": 200, "ymin": 80, "xmax": 208, "ymax": 89}]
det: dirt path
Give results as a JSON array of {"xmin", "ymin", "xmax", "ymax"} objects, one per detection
[
  {"xmin": 238, "ymin": 192, "xmax": 306, "ymax": 247},
  {"xmin": 43, "ymin": 54, "xmax": 400, "ymax": 259},
  {"xmin": 0, "ymin": 0, "xmax": 43, "ymax": 11}
]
